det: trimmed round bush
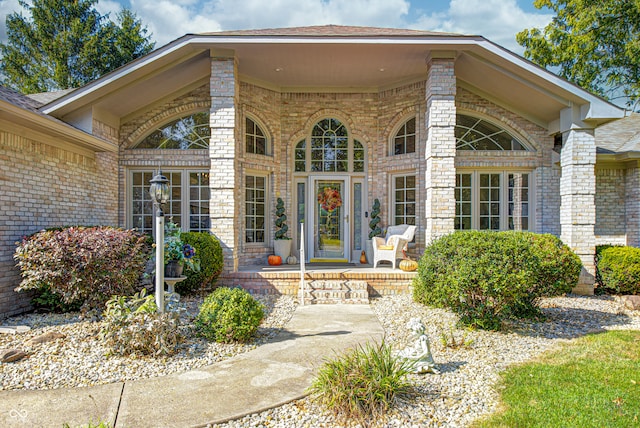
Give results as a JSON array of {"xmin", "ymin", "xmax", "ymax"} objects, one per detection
[
  {"xmin": 178, "ymin": 232, "xmax": 224, "ymax": 295},
  {"xmin": 413, "ymin": 231, "xmax": 581, "ymax": 330},
  {"xmin": 597, "ymin": 246, "xmax": 640, "ymax": 295},
  {"xmin": 195, "ymin": 287, "xmax": 264, "ymax": 343}
]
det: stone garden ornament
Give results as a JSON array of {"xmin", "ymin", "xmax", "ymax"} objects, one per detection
[{"xmin": 397, "ymin": 317, "xmax": 438, "ymax": 374}]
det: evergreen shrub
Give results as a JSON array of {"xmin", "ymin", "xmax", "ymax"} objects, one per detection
[
  {"xmin": 413, "ymin": 231, "xmax": 581, "ymax": 330},
  {"xmin": 597, "ymin": 246, "xmax": 640, "ymax": 295},
  {"xmin": 195, "ymin": 287, "xmax": 264, "ymax": 343},
  {"xmin": 178, "ymin": 232, "xmax": 224, "ymax": 295}
]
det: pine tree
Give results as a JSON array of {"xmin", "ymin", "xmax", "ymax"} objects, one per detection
[{"xmin": 0, "ymin": 0, "xmax": 155, "ymax": 93}]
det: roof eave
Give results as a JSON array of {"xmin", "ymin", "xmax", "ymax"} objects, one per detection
[{"xmin": 1, "ymin": 100, "xmax": 117, "ymax": 153}]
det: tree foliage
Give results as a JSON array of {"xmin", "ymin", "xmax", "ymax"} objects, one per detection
[
  {"xmin": 0, "ymin": 0, "xmax": 155, "ymax": 93},
  {"xmin": 516, "ymin": 0, "xmax": 640, "ymax": 110}
]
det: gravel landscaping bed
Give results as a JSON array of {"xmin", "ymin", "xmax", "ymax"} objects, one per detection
[
  {"xmin": 1, "ymin": 293, "xmax": 639, "ymax": 427},
  {"xmin": 210, "ymin": 294, "xmax": 640, "ymax": 428},
  {"xmin": 0, "ymin": 294, "xmax": 297, "ymax": 390}
]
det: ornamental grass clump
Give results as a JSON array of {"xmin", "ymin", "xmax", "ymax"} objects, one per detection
[
  {"xmin": 101, "ymin": 290, "xmax": 183, "ymax": 357},
  {"xmin": 195, "ymin": 287, "xmax": 264, "ymax": 343},
  {"xmin": 413, "ymin": 231, "xmax": 581, "ymax": 330},
  {"xmin": 308, "ymin": 340, "xmax": 414, "ymax": 426},
  {"xmin": 14, "ymin": 226, "xmax": 151, "ymax": 313}
]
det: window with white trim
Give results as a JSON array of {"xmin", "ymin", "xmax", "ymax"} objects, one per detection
[
  {"xmin": 133, "ymin": 112, "xmax": 210, "ymax": 149},
  {"xmin": 130, "ymin": 170, "xmax": 210, "ymax": 233},
  {"xmin": 392, "ymin": 174, "xmax": 417, "ymax": 227},
  {"xmin": 245, "ymin": 117, "xmax": 269, "ymax": 155},
  {"xmin": 245, "ymin": 174, "xmax": 267, "ymax": 243},
  {"xmin": 294, "ymin": 119, "xmax": 366, "ymax": 173},
  {"xmin": 455, "ymin": 171, "xmax": 531, "ymax": 231},
  {"xmin": 455, "ymin": 114, "xmax": 530, "ymax": 151},
  {"xmin": 392, "ymin": 117, "xmax": 416, "ymax": 155}
]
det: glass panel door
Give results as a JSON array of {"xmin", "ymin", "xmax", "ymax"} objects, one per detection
[{"xmin": 313, "ymin": 180, "xmax": 347, "ymax": 260}]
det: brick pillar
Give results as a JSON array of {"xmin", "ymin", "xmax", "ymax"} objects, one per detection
[
  {"xmin": 424, "ymin": 54, "xmax": 456, "ymax": 244},
  {"xmin": 209, "ymin": 55, "xmax": 239, "ymax": 272},
  {"xmin": 560, "ymin": 127, "xmax": 596, "ymax": 294},
  {"xmin": 625, "ymin": 165, "xmax": 640, "ymax": 247}
]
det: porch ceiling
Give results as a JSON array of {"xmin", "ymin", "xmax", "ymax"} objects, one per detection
[{"xmin": 43, "ymin": 33, "xmax": 623, "ymax": 129}]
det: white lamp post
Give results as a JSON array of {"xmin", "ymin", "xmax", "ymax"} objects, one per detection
[{"xmin": 149, "ymin": 170, "xmax": 169, "ymax": 313}]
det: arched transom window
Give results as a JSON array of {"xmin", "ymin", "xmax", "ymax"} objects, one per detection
[
  {"xmin": 134, "ymin": 112, "xmax": 210, "ymax": 149},
  {"xmin": 455, "ymin": 114, "xmax": 530, "ymax": 151},
  {"xmin": 295, "ymin": 118, "xmax": 365, "ymax": 173}
]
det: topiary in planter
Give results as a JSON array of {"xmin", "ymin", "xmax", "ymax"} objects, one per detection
[
  {"xmin": 274, "ymin": 197, "xmax": 289, "ymax": 240},
  {"xmin": 368, "ymin": 198, "xmax": 382, "ymax": 239},
  {"xmin": 195, "ymin": 287, "xmax": 264, "ymax": 343}
]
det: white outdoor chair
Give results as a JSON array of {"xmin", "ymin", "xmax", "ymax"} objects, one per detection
[{"xmin": 373, "ymin": 225, "xmax": 417, "ymax": 269}]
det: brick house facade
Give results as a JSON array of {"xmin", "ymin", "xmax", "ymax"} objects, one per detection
[{"xmin": 0, "ymin": 26, "xmax": 629, "ymax": 317}]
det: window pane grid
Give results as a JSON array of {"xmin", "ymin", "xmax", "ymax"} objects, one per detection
[
  {"xmin": 393, "ymin": 117, "xmax": 416, "ymax": 155},
  {"xmin": 245, "ymin": 175, "xmax": 267, "ymax": 243},
  {"xmin": 131, "ymin": 170, "xmax": 210, "ymax": 234},
  {"xmin": 393, "ymin": 175, "xmax": 416, "ymax": 227},
  {"xmin": 189, "ymin": 172, "xmax": 211, "ymax": 232},
  {"xmin": 134, "ymin": 112, "xmax": 210, "ymax": 149},
  {"xmin": 246, "ymin": 118, "xmax": 268, "ymax": 155},
  {"xmin": 455, "ymin": 173, "xmax": 473, "ymax": 230}
]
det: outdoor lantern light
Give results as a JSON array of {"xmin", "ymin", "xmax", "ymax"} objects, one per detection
[
  {"xmin": 149, "ymin": 170, "xmax": 169, "ymax": 313},
  {"xmin": 149, "ymin": 171, "xmax": 170, "ymax": 207}
]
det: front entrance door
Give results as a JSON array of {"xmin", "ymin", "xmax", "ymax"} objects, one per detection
[{"xmin": 311, "ymin": 179, "xmax": 348, "ymax": 261}]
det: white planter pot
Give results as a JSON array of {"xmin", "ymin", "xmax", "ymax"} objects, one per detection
[
  {"xmin": 273, "ymin": 239, "xmax": 292, "ymax": 260},
  {"xmin": 365, "ymin": 239, "xmax": 374, "ymax": 265}
]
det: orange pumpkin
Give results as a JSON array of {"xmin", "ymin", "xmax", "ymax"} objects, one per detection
[
  {"xmin": 399, "ymin": 259, "xmax": 418, "ymax": 272},
  {"xmin": 268, "ymin": 255, "xmax": 282, "ymax": 266}
]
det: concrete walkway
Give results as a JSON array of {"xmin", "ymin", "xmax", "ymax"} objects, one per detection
[{"xmin": 0, "ymin": 304, "xmax": 383, "ymax": 428}]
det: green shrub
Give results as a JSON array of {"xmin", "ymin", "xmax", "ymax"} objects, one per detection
[
  {"xmin": 195, "ymin": 287, "xmax": 264, "ymax": 343},
  {"xmin": 178, "ymin": 232, "xmax": 224, "ymax": 295},
  {"xmin": 595, "ymin": 244, "xmax": 622, "ymax": 290},
  {"xmin": 14, "ymin": 226, "xmax": 151, "ymax": 313},
  {"xmin": 31, "ymin": 284, "xmax": 82, "ymax": 313},
  {"xmin": 597, "ymin": 246, "xmax": 640, "ymax": 295},
  {"xmin": 308, "ymin": 341, "xmax": 413, "ymax": 426},
  {"xmin": 413, "ymin": 231, "xmax": 581, "ymax": 330},
  {"xmin": 101, "ymin": 290, "xmax": 183, "ymax": 357}
]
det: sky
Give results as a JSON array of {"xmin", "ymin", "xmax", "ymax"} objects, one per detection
[{"xmin": 0, "ymin": 0, "xmax": 554, "ymax": 54}]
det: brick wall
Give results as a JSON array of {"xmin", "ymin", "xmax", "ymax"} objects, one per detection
[
  {"xmin": 0, "ymin": 132, "xmax": 118, "ymax": 319},
  {"xmin": 595, "ymin": 168, "xmax": 627, "ymax": 245}
]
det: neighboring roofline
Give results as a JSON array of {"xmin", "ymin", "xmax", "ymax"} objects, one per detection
[
  {"xmin": 41, "ymin": 29, "xmax": 624, "ymax": 121},
  {"xmin": 1, "ymin": 98, "xmax": 117, "ymax": 152}
]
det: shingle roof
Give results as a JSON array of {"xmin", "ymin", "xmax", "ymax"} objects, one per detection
[
  {"xmin": 596, "ymin": 113, "xmax": 640, "ymax": 154},
  {"xmin": 27, "ymin": 88, "xmax": 75, "ymax": 106},
  {"xmin": 0, "ymin": 85, "xmax": 43, "ymax": 111},
  {"xmin": 199, "ymin": 24, "xmax": 463, "ymax": 38}
]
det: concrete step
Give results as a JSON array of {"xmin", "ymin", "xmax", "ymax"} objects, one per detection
[{"xmin": 299, "ymin": 280, "xmax": 369, "ymax": 304}]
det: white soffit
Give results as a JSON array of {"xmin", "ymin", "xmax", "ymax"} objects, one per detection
[{"xmin": 42, "ymin": 33, "xmax": 624, "ymax": 124}]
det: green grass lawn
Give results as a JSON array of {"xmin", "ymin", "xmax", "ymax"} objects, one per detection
[{"xmin": 474, "ymin": 330, "xmax": 640, "ymax": 428}]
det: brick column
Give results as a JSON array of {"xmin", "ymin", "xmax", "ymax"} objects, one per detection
[
  {"xmin": 560, "ymin": 127, "xmax": 596, "ymax": 294},
  {"xmin": 209, "ymin": 55, "xmax": 239, "ymax": 272},
  {"xmin": 625, "ymin": 165, "xmax": 640, "ymax": 247},
  {"xmin": 424, "ymin": 54, "xmax": 456, "ymax": 244}
]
